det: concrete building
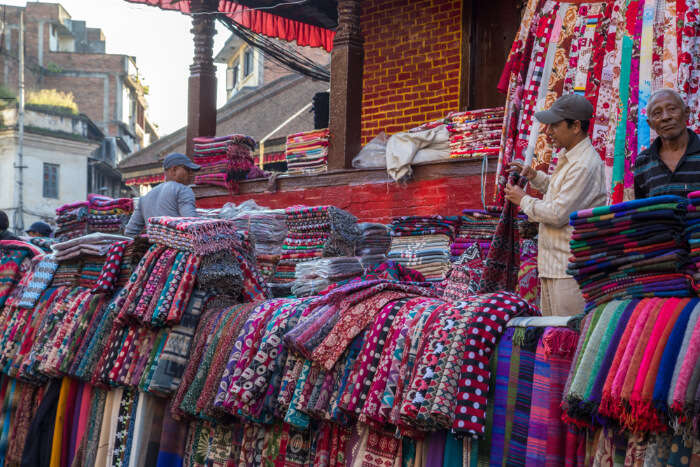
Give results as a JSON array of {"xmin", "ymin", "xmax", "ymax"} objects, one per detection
[
  {"xmin": 0, "ymin": 2, "xmax": 158, "ymax": 158},
  {"xmin": 0, "ymin": 104, "xmax": 103, "ymax": 232},
  {"xmin": 216, "ymin": 34, "xmax": 329, "ymax": 101}
]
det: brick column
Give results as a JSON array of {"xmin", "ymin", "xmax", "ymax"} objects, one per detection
[
  {"xmin": 186, "ymin": 0, "xmax": 218, "ymax": 158},
  {"xmin": 327, "ymin": 0, "xmax": 364, "ymax": 170}
]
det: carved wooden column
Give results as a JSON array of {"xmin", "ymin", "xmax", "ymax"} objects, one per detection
[
  {"xmin": 328, "ymin": 0, "xmax": 364, "ymax": 170},
  {"xmin": 186, "ymin": 0, "xmax": 218, "ymax": 158}
]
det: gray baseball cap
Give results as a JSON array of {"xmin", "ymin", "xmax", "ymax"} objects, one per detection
[
  {"xmin": 534, "ymin": 94, "xmax": 594, "ymax": 124},
  {"xmin": 162, "ymin": 152, "xmax": 201, "ymax": 171}
]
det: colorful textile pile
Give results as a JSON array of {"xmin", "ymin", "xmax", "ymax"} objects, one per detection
[
  {"xmin": 568, "ymin": 195, "xmax": 692, "ymax": 310},
  {"xmin": 223, "ymin": 205, "xmax": 287, "ymax": 282},
  {"xmin": 125, "ymin": 173, "xmax": 164, "ymax": 186},
  {"xmin": 355, "ymin": 222, "xmax": 391, "ymax": 268},
  {"xmin": 562, "ymin": 298, "xmax": 700, "ymax": 440},
  {"xmin": 86, "ymin": 193, "xmax": 134, "ymax": 234},
  {"xmin": 192, "ymin": 134, "xmax": 260, "ymax": 190},
  {"xmin": 387, "ymin": 216, "xmax": 460, "ymax": 281},
  {"xmin": 483, "ymin": 321, "xmax": 580, "ymax": 466},
  {"xmin": 285, "ymin": 128, "xmax": 329, "ymax": 175},
  {"xmin": 495, "ymin": 0, "xmax": 700, "ymax": 205},
  {"xmin": 146, "ymin": 216, "xmax": 243, "ymax": 256},
  {"xmin": 291, "ymin": 256, "xmax": 363, "ymax": 296},
  {"xmin": 274, "ymin": 206, "xmax": 359, "ymax": 284},
  {"xmin": 447, "ymin": 107, "xmax": 504, "ymax": 159},
  {"xmin": 169, "ymin": 279, "xmax": 536, "ymax": 440},
  {"xmin": 0, "ymin": 241, "xmax": 36, "ymax": 308},
  {"xmin": 55, "ymin": 201, "xmax": 88, "ymax": 241},
  {"xmin": 17, "ymin": 378, "xmax": 170, "ymax": 467},
  {"xmin": 687, "ymin": 190, "xmax": 700, "ymax": 290},
  {"xmin": 51, "ymin": 232, "xmax": 131, "ymax": 261},
  {"xmin": 451, "ymin": 209, "xmax": 500, "ymax": 258}
]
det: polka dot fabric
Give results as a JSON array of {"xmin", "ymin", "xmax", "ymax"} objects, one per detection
[{"xmin": 452, "ymin": 291, "xmax": 537, "ymax": 436}]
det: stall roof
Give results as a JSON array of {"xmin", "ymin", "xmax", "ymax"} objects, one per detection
[{"xmin": 125, "ymin": 0, "xmax": 336, "ymax": 51}]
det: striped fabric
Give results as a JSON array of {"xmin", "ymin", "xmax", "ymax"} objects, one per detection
[
  {"xmin": 525, "ymin": 334, "xmax": 550, "ymax": 466},
  {"xmin": 505, "ymin": 328, "xmax": 542, "ymax": 466}
]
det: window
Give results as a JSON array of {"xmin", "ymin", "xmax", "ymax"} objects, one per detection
[
  {"xmin": 43, "ymin": 163, "xmax": 59, "ymax": 199},
  {"xmin": 226, "ymin": 60, "xmax": 239, "ymax": 91},
  {"xmin": 243, "ymin": 50, "xmax": 254, "ymax": 77}
]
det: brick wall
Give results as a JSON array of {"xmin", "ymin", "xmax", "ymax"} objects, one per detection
[
  {"xmin": 360, "ymin": 0, "xmax": 462, "ymax": 145},
  {"xmin": 196, "ymin": 173, "xmax": 494, "ymax": 224}
]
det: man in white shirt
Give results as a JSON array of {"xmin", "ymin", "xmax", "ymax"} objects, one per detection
[{"xmin": 505, "ymin": 94, "xmax": 607, "ymax": 316}]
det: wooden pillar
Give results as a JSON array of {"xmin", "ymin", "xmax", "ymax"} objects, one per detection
[
  {"xmin": 186, "ymin": 0, "xmax": 218, "ymax": 158},
  {"xmin": 327, "ymin": 0, "xmax": 364, "ymax": 170}
]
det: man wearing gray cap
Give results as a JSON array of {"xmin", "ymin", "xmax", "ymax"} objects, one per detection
[
  {"xmin": 125, "ymin": 153, "xmax": 201, "ymax": 236},
  {"xmin": 504, "ymin": 94, "xmax": 606, "ymax": 316}
]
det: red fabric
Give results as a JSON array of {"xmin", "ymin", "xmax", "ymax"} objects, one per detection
[{"xmin": 125, "ymin": 0, "xmax": 335, "ymax": 51}]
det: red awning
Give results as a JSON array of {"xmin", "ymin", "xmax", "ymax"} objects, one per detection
[{"xmin": 125, "ymin": 0, "xmax": 335, "ymax": 51}]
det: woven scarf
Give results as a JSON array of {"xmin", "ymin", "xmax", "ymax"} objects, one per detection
[
  {"xmin": 628, "ymin": 298, "xmax": 686, "ymax": 432},
  {"xmin": 524, "ymin": 330, "xmax": 550, "ymax": 466},
  {"xmin": 505, "ymin": 327, "xmax": 543, "ymax": 467},
  {"xmin": 477, "ymin": 173, "xmax": 525, "ymax": 294}
]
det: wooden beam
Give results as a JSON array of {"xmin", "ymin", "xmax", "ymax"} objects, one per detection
[
  {"xmin": 193, "ymin": 158, "xmax": 497, "ymax": 199},
  {"xmin": 327, "ymin": 0, "xmax": 364, "ymax": 170},
  {"xmin": 186, "ymin": 0, "xmax": 218, "ymax": 158}
]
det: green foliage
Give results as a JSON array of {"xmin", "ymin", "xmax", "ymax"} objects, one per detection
[
  {"xmin": 26, "ymin": 89, "xmax": 78, "ymax": 115},
  {"xmin": 0, "ymin": 85, "xmax": 16, "ymax": 101},
  {"xmin": 45, "ymin": 62, "xmax": 63, "ymax": 73}
]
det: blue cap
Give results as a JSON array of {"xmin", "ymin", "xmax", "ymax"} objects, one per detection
[
  {"xmin": 26, "ymin": 221, "xmax": 52, "ymax": 237},
  {"xmin": 163, "ymin": 153, "xmax": 201, "ymax": 171}
]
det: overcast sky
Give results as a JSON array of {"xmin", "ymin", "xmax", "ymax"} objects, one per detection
[{"xmin": 4, "ymin": 0, "xmax": 231, "ymax": 136}]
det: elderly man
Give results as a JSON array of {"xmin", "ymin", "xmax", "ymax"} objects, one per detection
[
  {"xmin": 505, "ymin": 94, "xmax": 607, "ymax": 316},
  {"xmin": 634, "ymin": 89, "xmax": 700, "ymax": 198},
  {"xmin": 125, "ymin": 153, "xmax": 201, "ymax": 236}
]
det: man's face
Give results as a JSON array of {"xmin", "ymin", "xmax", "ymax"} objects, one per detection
[
  {"xmin": 27, "ymin": 231, "xmax": 41, "ymax": 238},
  {"xmin": 545, "ymin": 120, "xmax": 579, "ymax": 149},
  {"xmin": 647, "ymin": 93, "xmax": 689, "ymax": 140},
  {"xmin": 167, "ymin": 166, "xmax": 194, "ymax": 185}
]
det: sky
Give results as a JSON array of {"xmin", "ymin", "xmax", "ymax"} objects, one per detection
[{"xmin": 3, "ymin": 0, "xmax": 231, "ymax": 136}]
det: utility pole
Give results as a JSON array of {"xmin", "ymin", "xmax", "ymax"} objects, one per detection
[{"xmin": 13, "ymin": 9, "xmax": 25, "ymax": 234}]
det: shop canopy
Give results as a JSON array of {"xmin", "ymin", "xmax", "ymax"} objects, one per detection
[{"xmin": 125, "ymin": 0, "xmax": 337, "ymax": 51}]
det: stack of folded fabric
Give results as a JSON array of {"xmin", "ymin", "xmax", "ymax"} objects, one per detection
[
  {"xmin": 387, "ymin": 216, "xmax": 460, "ymax": 281},
  {"xmin": 55, "ymin": 201, "xmax": 88, "ymax": 241},
  {"xmin": 447, "ymin": 107, "xmax": 504, "ymax": 159},
  {"xmin": 50, "ymin": 261, "xmax": 81, "ymax": 287},
  {"xmin": 285, "ymin": 128, "xmax": 329, "ymax": 175},
  {"xmin": 86, "ymin": 194, "xmax": 134, "ymax": 235},
  {"xmin": 568, "ymin": 195, "xmax": 692, "ymax": 310},
  {"xmin": 192, "ymin": 134, "xmax": 260, "ymax": 189},
  {"xmin": 51, "ymin": 233, "xmax": 132, "ymax": 262},
  {"xmin": 274, "ymin": 205, "xmax": 359, "ymax": 284},
  {"xmin": 687, "ymin": 191, "xmax": 700, "ymax": 290},
  {"xmin": 291, "ymin": 256, "xmax": 363, "ymax": 296},
  {"xmin": 451, "ymin": 209, "xmax": 500, "ymax": 259},
  {"xmin": 229, "ymin": 209, "xmax": 287, "ymax": 282},
  {"xmin": 355, "ymin": 222, "xmax": 391, "ymax": 268}
]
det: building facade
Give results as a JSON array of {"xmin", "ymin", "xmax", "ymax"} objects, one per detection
[
  {"xmin": 0, "ymin": 2, "xmax": 158, "ymax": 158},
  {"xmin": 0, "ymin": 105, "xmax": 103, "ymax": 232}
]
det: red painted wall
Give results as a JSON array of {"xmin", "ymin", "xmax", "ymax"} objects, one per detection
[
  {"xmin": 197, "ymin": 173, "xmax": 494, "ymax": 224},
  {"xmin": 360, "ymin": 0, "xmax": 463, "ymax": 145}
]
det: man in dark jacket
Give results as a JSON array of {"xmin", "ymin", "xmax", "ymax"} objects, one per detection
[
  {"xmin": 0, "ymin": 210, "xmax": 18, "ymax": 241},
  {"xmin": 634, "ymin": 89, "xmax": 700, "ymax": 199}
]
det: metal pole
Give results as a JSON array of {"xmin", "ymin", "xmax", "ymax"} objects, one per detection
[{"xmin": 13, "ymin": 9, "xmax": 24, "ymax": 234}]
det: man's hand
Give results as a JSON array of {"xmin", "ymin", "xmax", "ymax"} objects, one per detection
[
  {"xmin": 504, "ymin": 183, "xmax": 526, "ymax": 206},
  {"xmin": 508, "ymin": 161, "xmax": 537, "ymax": 180}
]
